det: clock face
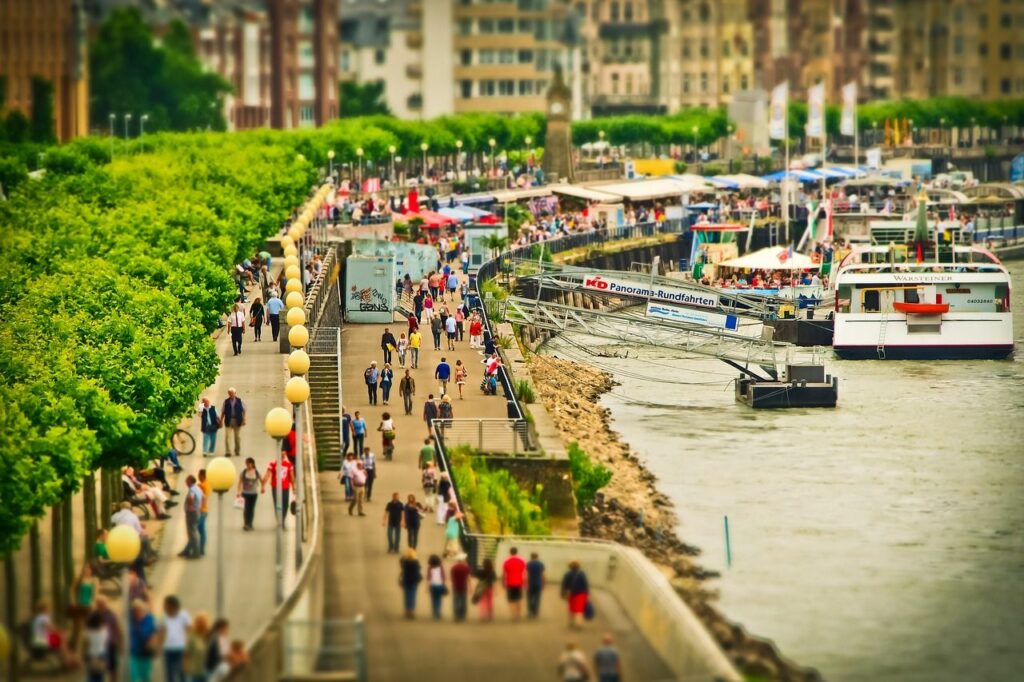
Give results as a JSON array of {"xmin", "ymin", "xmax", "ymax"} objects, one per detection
[{"xmin": 550, "ymin": 102, "xmax": 565, "ymax": 115}]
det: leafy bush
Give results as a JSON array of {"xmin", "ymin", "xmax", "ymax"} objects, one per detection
[
  {"xmin": 514, "ymin": 379, "xmax": 536, "ymax": 404},
  {"xmin": 448, "ymin": 445, "xmax": 549, "ymax": 536},
  {"xmin": 568, "ymin": 442, "xmax": 612, "ymax": 509}
]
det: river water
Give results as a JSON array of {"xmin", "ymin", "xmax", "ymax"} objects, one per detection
[{"xmin": 543, "ymin": 260, "xmax": 1024, "ymax": 682}]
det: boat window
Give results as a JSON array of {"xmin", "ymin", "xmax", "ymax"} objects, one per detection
[
  {"xmin": 863, "ymin": 290, "xmax": 880, "ymax": 312},
  {"xmin": 904, "ymin": 289, "xmax": 919, "ymax": 303}
]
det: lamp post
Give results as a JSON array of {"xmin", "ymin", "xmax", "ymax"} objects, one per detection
[
  {"xmin": 1003, "ymin": 115, "xmax": 1009, "ymax": 144},
  {"xmin": 139, "ymin": 114, "xmax": 149, "ymax": 153},
  {"xmin": 106, "ymin": 525, "xmax": 140, "ymax": 682},
  {"xmin": 524, "ymin": 135, "xmax": 532, "ymax": 168},
  {"xmin": 420, "ymin": 142, "xmax": 429, "ymax": 179},
  {"xmin": 970, "ymin": 116, "xmax": 976, "ymax": 147},
  {"xmin": 356, "ymin": 147, "xmax": 364, "ymax": 186},
  {"xmin": 285, "ymin": 368, "xmax": 310, "ymax": 569},
  {"xmin": 871, "ymin": 120, "xmax": 878, "ymax": 147},
  {"xmin": 328, "ymin": 150, "xmax": 335, "ymax": 181},
  {"xmin": 206, "ymin": 457, "xmax": 235, "ymax": 619},
  {"xmin": 395, "ymin": 156, "xmax": 402, "ymax": 184},
  {"xmin": 124, "ymin": 113, "xmax": 132, "ymax": 144},
  {"xmin": 939, "ymin": 117, "xmax": 946, "ymax": 146},
  {"xmin": 598, "ymin": 129, "xmax": 605, "ymax": 165},
  {"xmin": 109, "ymin": 113, "xmax": 116, "ymax": 160},
  {"xmin": 908, "ymin": 119, "xmax": 914, "ymax": 146},
  {"xmin": 488, "ymin": 138, "xmax": 496, "ymax": 174},
  {"xmin": 388, "ymin": 145, "xmax": 397, "ymax": 182},
  {"xmin": 454, "ymin": 139, "xmax": 463, "ymax": 180},
  {"xmin": 692, "ymin": 125, "xmax": 699, "ymax": 163},
  {"xmin": 265, "ymin": 406, "xmax": 293, "ymax": 604}
]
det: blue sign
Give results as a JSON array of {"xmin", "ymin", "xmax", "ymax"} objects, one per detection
[{"xmin": 1010, "ymin": 154, "xmax": 1024, "ymax": 183}]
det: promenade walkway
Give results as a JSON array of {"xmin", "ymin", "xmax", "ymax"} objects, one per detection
[{"xmin": 323, "ymin": 295, "xmax": 674, "ymax": 680}]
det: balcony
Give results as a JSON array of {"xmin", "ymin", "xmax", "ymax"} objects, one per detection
[
  {"xmin": 598, "ymin": 20, "xmax": 668, "ymax": 40},
  {"xmin": 406, "ymin": 32, "xmax": 423, "ymax": 49},
  {"xmin": 406, "ymin": 64, "xmax": 422, "ymax": 79}
]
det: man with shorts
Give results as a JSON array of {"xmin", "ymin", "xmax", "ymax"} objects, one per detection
[{"xmin": 502, "ymin": 546, "xmax": 527, "ymax": 620}]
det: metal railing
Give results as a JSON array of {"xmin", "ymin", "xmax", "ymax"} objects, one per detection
[
  {"xmin": 304, "ymin": 246, "xmax": 341, "ymax": 329},
  {"xmin": 281, "ymin": 617, "xmax": 366, "ymax": 682},
  {"xmin": 431, "ymin": 418, "xmax": 539, "ymax": 457}
]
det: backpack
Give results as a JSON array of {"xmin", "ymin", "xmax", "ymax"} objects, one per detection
[{"xmin": 364, "ymin": 368, "xmax": 374, "ymax": 384}]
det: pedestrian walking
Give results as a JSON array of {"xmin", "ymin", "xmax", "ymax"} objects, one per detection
[
  {"xmin": 436, "ymin": 473, "xmax": 453, "ymax": 525},
  {"xmin": 219, "ymin": 389, "xmax": 245, "ymax": 458},
  {"xmin": 228, "ymin": 303, "xmax": 245, "ymax": 356},
  {"xmin": 236, "ymin": 458, "xmax": 261, "ymax": 531},
  {"xmin": 460, "ymin": 249, "xmax": 470, "ymax": 275},
  {"xmin": 177, "ymin": 476, "xmax": 203, "ymax": 559},
  {"xmin": 407, "ymin": 311, "xmax": 419, "ymax": 335},
  {"xmin": 363, "ymin": 361, "xmax": 379, "ymax": 405},
  {"xmin": 397, "ymin": 333, "xmax": 408, "ymax": 368},
  {"xmin": 594, "ymin": 634, "xmax": 622, "ymax": 682},
  {"xmin": 197, "ymin": 470, "xmax": 210, "ymax": 557},
  {"xmin": 198, "ymin": 398, "xmax": 220, "ymax": 457},
  {"xmin": 399, "ymin": 550, "xmax": 422, "ymax": 619},
  {"xmin": 341, "ymin": 406, "xmax": 353, "ymax": 457},
  {"xmin": 443, "ymin": 505, "xmax": 462, "ymax": 557},
  {"xmin": 469, "ymin": 314, "xmax": 483, "ymax": 349},
  {"xmin": 444, "ymin": 314, "xmax": 457, "ymax": 350},
  {"xmin": 450, "ymin": 553, "xmax": 471, "ymax": 621},
  {"xmin": 404, "ymin": 494, "xmax": 425, "ymax": 549},
  {"xmin": 204, "ymin": 619, "xmax": 230, "ymax": 679},
  {"xmin": 418, "ymin": 436, "xmax": 436, "ymax": 469},
  {"xmin": 472, "ymin": 558, "xmax": 497, "ymax": 621},
  {"xmin": 439, "ymin": 395, "xmax": 454, "ymax": 424},
  {"xmin": 399, "ymin": 370, "xmax": 415, "ymax": 416},
  {"xmin": 428, "ymin": 271, "xmax": 441, "ymax": 300},
  {"xmin": 266, "ymin": 292, "xmax": 284, "ymax": 341},
  {"xmin": 383, "ymin": 492, "xmax": 404, "ymax": 553},
  {"xmin": 183, "ymin": 613, "xmax": 210, "ymax": 682},
  {"xmin": 561, "ymin": 561, "xmax": 590, "ymax": 630},
  {"xmin": 558, "ymin": 642, "xmax": 591, "ymax": 682},
  {"xmin": 422, "ymin": 395, "xmax": 438, "ymax": 435},
  {"xmin": 348, "ymin": 461, "xmax": 368, "ymax": 516},
  {"xmin": 454, "ymin": 360, "xmax": 468, "ymax": 399},
  {"xmin": 83, "ymin": 611, "xmax": 109, "ymax": 682},
  {"xmin": 363, "ymin": 449, "xmax": 377, "ymax": 501},
  {"xmin": 249, "ymin": 298, "xmax": 265, "ymax": 342},
  {"xmin": 430, "ymin": 314, "xmax": 443, "ymax": 350},
  {"xmin": 263, "ymin": 457, "xmax": 294, "ymax": 530},
  {"xmin": 526, "ymin": 552, "xmax": 545, "ymax": 618},
  {"xmin": 455, "ymin": 307, "xmax": 465, "ymax": 342},
  {"xmin": 160, "ymin": 596, "xmax": 191, "ymax": 682},
  {"xmin": 502, "ymin": 547, "xmax": 527, "ymax": 620},
  {"xmin": 340, "ymin": 453, "xmax": 357, "ymax": 501},
  {"xmin": 91, "ymin": 596, "xmax": 122, "ymax": 681},
  {"xmin": 426, "ymin": 555, "xmax": 448, "ymax": 620},
  {"xmin": 380, "ymin": 364, "xmax": 394, "ymax": 405},
  {"xmin": 413, "ymin": 291, "xmax": 424, "ymax": 323},
  {"xmin": 381, "ymin": 328, "xmax": 397, "ymax": 365},
  {"xmin": 352, "ymin": 411, "xmax": 367, "ymax": 456},
  {"xmin": 434, "ymin": 358, "xmax": 451, "ymax": 396},
  {"xmin": 409, "ymin": 329, "xmax": 422, "ymax": 368},
  {"xmin": 128, "ymin": 599, "xmax": 158, "ymax": 682},
  {"xmin": 378, "ymin": 412, "xmax": 396, "ymax": 461},
  {"xmin": 421, "ymin": 462, "xmax": 437, "ymax": 510},
  {"xmin": 424, "ymin": 293, "xmax": 435, "ymax": 323}
]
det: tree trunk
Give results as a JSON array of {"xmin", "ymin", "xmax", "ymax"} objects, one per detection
[
  {"xmin": 50, "ymin": 504, "xmax": 63, "ymax": 625},
  {"xmin": 100, "ymin": 469, "xmax": 111, "ymax": 530},
  {"xmin": 62, "ymin": 497, "xmax": 74, "ymax": 598},
  {"xmin": 4, "ymin": 552, "xmax": 20, "ymax": 682},
  {"xmin": 29, "ymin": 523, "xmax": 41, "ymax": 608},
  {"xmin": 84, "ymin": 472, "xmax": 97, "ymax": 561}
]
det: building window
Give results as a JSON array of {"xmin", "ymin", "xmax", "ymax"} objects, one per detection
[
  {"xmin": 698, "ymin": 2, "xmax": 710, "ymax": 22},
  {"xmin": 979, "ymin": 43, "xmax": 988, "ymax": 56},
  {"xmin": 739, "ymin": 39, "xmax": 749, "ymax": 57},
  {"xmin": 1000, "ymin": 13, "xmax": 1011, "ymax": 27},
  {"xmin": 298, "ymin": 41, "xmax": 315, "ymax": 68},
  {"xmin": 298, "ymin": 7, "xmax": 314, "ymax": 33},
  {"xmin": 624, "ymin": 2, "xmax": 633, "ymax": 20},
  {"xmin": 480, "ymin": 49, "xmax": 496, "ymax": 64},
  {"xmin": 300, "ymin": 106, "xmax": 315, "ymax": 124},
  {"xmin": 460, "ymin": 49, "xmax": 472, "ymax": 65},
  {"xmin": 298, "ymin": 74, "xmax": 315, "ymax": 99},
  {"xmin": 340, "ymin": 50, "xmax": 351, "ymax": 72},
  {"xmin": 479, "ymin": 18, "xmax": 495, "ymax": 33},
  {"xmin": 722, "ymin": 76, "xmax": 730, "ymax": 94},
  {"xmin": 1001, "ymin": 43, "xmax": 1011, "ymax": 59},
  {"xmin": 611, "ymin": 2, "xmax": 619, "ymax": 21},
  {"xmin": 1001, "ymin": 78, "xmax": 1011, "ymax": 94},
  {"xmin": 682, "ymin": 40, "xmax": 690, "ymax": 58},
  {"xmin": 518, "ymin": 49, "xmax": 533, "ymax": 63},
  {"xmin": 499, "ymin": 49, "xmax": 515, "ymax": 64},
  {"xmin": 611, "ymin": 72, "xmax": 620, "ymax": 95},
  {"xmin": 497, "ymin": 18, "xmax": 515, "ymax": 33},
  {"xmin": 408, "ymin": 94, "xmax": 422, "ymax": 109},
  {"xmin": 722, "ymin": 40, "xmax": 731, "ymax": 57},
  {"xmin": 480, "ymin": 80, "xmax": 496, "ymax": 96},
  {"xmin": 458, "ymin": 19, "xmax": 472, "ymax": 35},
  {"xmin": 699, "ymin": 39, "xmax": 709, "ymax": 58},
  {"xmin": 954, "ymin": 68, "xmax": 963, "ymax": 85},
  {"xmin": 518, "ymin": 19, "xmax": 533, "ymax": 32},
  {"xmin": 374, "ymin": 49, "xmax": 386, "ymax": 65},
  {"xmin": 683, "ymin": 73, "xmax": 690, "ymax": 93},
  {"xmin": 460, "ymin": 80, "xmax": 473, "ymax": 98},
  {"xmin": 499, "ymin": 79, "xmax": 515, "ymax": 95},
  {"xmin": 519, "ymin": 80, "xmax": 534, "ymax": 95},
  {"xmin": 979, "ymin": 13, "xmax": 987, "ymax": 28},
  {"xmin": 740, "ymin": 74, "xmax": 749, "ymax": 89},
  {"xmin": 700, "ymin": 72, "xmax": 708, "ymax": 92}
]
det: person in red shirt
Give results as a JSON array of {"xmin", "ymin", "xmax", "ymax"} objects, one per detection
[
  {"xmin": 449, "ymin": 554, "xmax": 472, "ymax": 622},
  {"xmin": 262, "ymin": 457, "xmax": 294, "ymax": 529},
  {"xmin": 468, "ymin": 315, "xmax": 483, "ymax": 349},
  {"xmin": 502, "ymin": 546, "xmax": 527, "ymax": 620}
]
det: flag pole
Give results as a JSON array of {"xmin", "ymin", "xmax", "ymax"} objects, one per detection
[
  {"xmin": 784, "ymin": 134, "xmax": 790, "ymax": 243},
  {"xmin": 853, "ymin": 109, "xmax": 859, "ymax": 169}
]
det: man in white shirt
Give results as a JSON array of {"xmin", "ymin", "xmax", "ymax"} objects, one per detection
[
  {"xmin": 228, "ymin": 303, "xmax": 246, "ymax": 356},
  {"xmin": 160, "ymin": 595, "xmax": 192, "ymax": 682},
  {"xmin": 111, "ymin": 502, "xmax": 144, "ymax": 535}
]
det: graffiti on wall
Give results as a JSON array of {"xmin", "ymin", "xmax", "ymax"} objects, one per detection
[{"xmin": 350, "ymin": 285, "xmax": 389, "ymax": 312}]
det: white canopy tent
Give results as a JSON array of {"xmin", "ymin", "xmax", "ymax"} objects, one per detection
[
  {"xmin": 719, "ymin": 246, "xmax": 820, "ymax": 271},
  {"xmin": 551, "ymin": 184, "xmax": 622, "ymax": 203},
  {"xmin": 590, "ymin": 177, "xmax": 711, "ymax": 202},
  {"xmin": 716, "ymin": 173, "xmax": 770, "ymax": 189}
]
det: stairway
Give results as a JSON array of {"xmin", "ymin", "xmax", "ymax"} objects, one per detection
[
  {"xmin": 876, "ymin": 312, "xmax": 889, "ymax": 360},
  {"xmin": 309, "ymin": 351, "xmax": 343, "ymax": 470}
]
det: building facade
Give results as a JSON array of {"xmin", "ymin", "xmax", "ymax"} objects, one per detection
[
  {"xmin": 0, "ymin": 0, "xmax": 90, "ymax": 141},
  {"xmin": 269, "ymin": 0, "xmax": 339, "ymax": 128},
  {"xmin": 978, "ymin": 0, "xmax": 1024, "ymax": 99}
]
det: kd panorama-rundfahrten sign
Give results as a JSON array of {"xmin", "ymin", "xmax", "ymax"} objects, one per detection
[{"xmin": 582, "ymin": 275, "xmax": 720, "ymax": 309}]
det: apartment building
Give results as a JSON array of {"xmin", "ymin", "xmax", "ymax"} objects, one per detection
[
  {"xmin": 978, "ymin": 0, "xmax": 1024, "ymax": 98},
  {"xmin": 0, "ymin": 0, "xmax": 90, "ymax": 141},
  {"xmin": 269, "ymin": 0, "xmax": 340, "ymax": 128}
]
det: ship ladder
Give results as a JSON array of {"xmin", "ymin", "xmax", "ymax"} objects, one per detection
[{"xmin": 876, "ymin": 292, "xmax": 892, "ymax": 359}]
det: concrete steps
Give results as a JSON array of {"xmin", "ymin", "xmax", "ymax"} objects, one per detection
[{"xmin": 309, "ymin": 345, "xmax": 342, "ymax": 471}]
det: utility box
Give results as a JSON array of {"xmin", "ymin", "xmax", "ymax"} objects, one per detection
[{"xmin": 344, "ymin": 255, "xmax": 396, "ymax": 323}]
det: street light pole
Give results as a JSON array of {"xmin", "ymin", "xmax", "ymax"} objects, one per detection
[
  {"xmin": 455, "ymin": 140, "xmax": 463, "ymax": 180},
  {"xmin": 265, "ymin": 406, "xmax": 294, "ymax": 604},
  {"xmin": 109, "ymin": 114, "xmax": 116, "ymax": 161},
  {"xmin": 106, "ymin": 526, "xmax": 140, "ymax": 682},
  {"xmin": 488, "ymin": 138, "xmax": 496, "ymax": 175},
  {"xmin": 388, "ymin": 145, "xmax": 396, "ymax": 183},
  {"xmin": 206, "ymin": 457, "xmax": 235, "ymax": 619},
  {"xmin": 420, "ymin": 143, "xmax": 429, "ymax": 180},
  {"xmin": 139, "ymin": 114, "xmax": 149, "ymax": 153},
  {"xmin": 356, "ymin": 148, "xmax": 364, "ymax": 187},
  {"xmin": 124, "ymin": 114, "xmax": 132, "ymax": 147}
]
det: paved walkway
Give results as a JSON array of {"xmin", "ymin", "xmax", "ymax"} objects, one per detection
[{"xmin": 323, "ymin": 295, "xmax": 674, "ymax": 680}]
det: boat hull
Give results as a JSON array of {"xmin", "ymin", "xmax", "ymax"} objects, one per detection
[{"xmin": 834, "ymin": 344, "xmax": 1015, "ymax": 360}]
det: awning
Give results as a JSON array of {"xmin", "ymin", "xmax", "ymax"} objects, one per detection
[
  {"xmin": 551, "ymin": 184, "xmax": 622, "ymax": 203},
  {"xmin": 455, "ymin": 194, "xmax": 496, "ymax": 206},
  {"xmin": 719, "ymin": 246, "xmax": 819, "ymax": 270},
  {"xmin": 716, "ymin": 173, "xmax": 769, "ymax": 189},
  {"xmin": 439, "ymin": 207, "xmax": 476, "ymax": 222},
  {"xmin": 707, "ymin": 176, "xmax": 740, "ymax": 189},
  {"xmin": 815, "ymin": 167, "xmax": 851, "ymax": 179},
  {"xmin": 588, "ymin": 177, "xmax": 710, "ymax": 201},
  {"xmin": 491, "ymin": 187, "xmax": 554, "ymax": 202},
  {"xmin": 763, "ymin": 170, "xmax": 824, "ymax": 183}
]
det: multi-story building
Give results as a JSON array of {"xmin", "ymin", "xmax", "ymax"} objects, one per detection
[
  {"xmin": 978, "ymin": 0, "xmax": 1024, "ymax": 99},
  {"xmin": 891, "ymin": 0, "xmax": 982, "ymax": 99},
  {"xmin": 269, "ymin": 0, "xmax": 340, "ymax": 128},
  {"xmin": 0, "ymin": 0, "xmax": 90, "ymax": 141}
]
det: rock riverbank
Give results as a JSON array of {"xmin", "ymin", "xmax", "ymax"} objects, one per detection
[{"xmin": 528, "ymin": 355, "xmax": 821, "ymax": 682}]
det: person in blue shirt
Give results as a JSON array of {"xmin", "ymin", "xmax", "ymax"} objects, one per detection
[
  {"xmin": 266, "ymin": 294, "xmax": 285, "ymax": 341},
  {"xmin": 129, "ymin": 599, "xmax": 158, "ymax": 681},
  {"xmin": 446, "ymin": 272, "xmax": 459, "ymax": 302},
  {"xmin": 352, "ymin": 411, "xmax": 367, "ymax": 456},
  {"xmin": 434, "ymin": 358, "xmax": 451, "ymax": 396},
  {"xmin": 526, "ymin": 552, "xmax": 546, "ymax": 618},
  {"xmin": 341, "ymin": 406, "xmax": 353, "ymax": 457},
  {"xmin": 364, "ymin": 361, "xmax": 380, "ymax": 405}
]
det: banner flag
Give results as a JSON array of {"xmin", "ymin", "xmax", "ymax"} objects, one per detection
[
  {"xmin": 769, "ymin": 82, "xmax": 789, "ymax": 140},
  {"xmin": 806, "ymin": 82, "xmax": 826, "ymax": 140},
  {"xmin": 840, "ymin": 82, "xmax": 857, "ymax": 136}
]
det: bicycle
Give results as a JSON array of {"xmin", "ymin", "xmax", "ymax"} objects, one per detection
[{"xmin": 172, "ymin": 428, "xmax": 196, "ymax": 456}]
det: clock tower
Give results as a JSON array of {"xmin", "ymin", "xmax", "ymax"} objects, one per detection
[{"xmin": 542, "ymin": 64, "xmax": 575, "ymax": 183}]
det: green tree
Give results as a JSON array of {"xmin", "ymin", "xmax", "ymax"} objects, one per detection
[
  {"xmin": 339, "ymin": 81, "xmax": 391, "ymax": 117},
  {"xmin": 89, "ymin": 8, "xmax": 230, "ymax": 133},
  {"xmin": 29, "ymin": 77, "xmax": 56, "ymax": 144},
  {"xmin": 5, "ymin": 111, "xmax": 29, "ymax": 143}
]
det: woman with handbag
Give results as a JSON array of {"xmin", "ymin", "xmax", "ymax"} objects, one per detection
[
  {"xmin": 426, "ymin": 554, "xmax": 448, "ymax": 620},
  {"xmin": 236, "ymin": 458, "xmax": 261, "ymax": 531},
  {"xmin": 379, "ymin": 363, "xmax": 394, "ymax": 405},
  {"xmin": 248, "ymin": 298, "xmax": 265, "ymax": 341},
  {"xmin": 472, "ymin": 558, "xmax": 497, "ymax": 622}
]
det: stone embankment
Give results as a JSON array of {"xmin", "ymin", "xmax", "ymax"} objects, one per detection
[{"xmin": 528, "ymin": 355, "xmax": 822, "ymax": 682}]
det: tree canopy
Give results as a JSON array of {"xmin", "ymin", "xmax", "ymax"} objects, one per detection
[{"xmin": 339, "ymin": 81, "xmax": 392, "ymax": 117}]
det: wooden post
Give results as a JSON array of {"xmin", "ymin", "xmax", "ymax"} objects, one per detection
[
  {"xmin": 4, "ymin": 552, "xmax": 20, "ymax": 682},
  {"xmin": 83, "ymin": 472, "xmax": 97, "ymax": 561}
]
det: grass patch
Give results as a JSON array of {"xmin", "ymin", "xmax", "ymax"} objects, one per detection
[
  {"xmin": 514, "ymin": 378, "xmax": 536, "ymax": 404},
  {"xmin": 448, "ymin": 445, "xmax": 550, "ymax": 536},
  {"xmin": 568, "ymin": 441, "xmax": 612, "ymax": 509}
]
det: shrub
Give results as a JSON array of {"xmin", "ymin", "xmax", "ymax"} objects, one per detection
[
  {"xmin": 448, "ymin": 445, "xmax": 550, "ymax": 535},
  {"xmin": 568, "ymin": 441, "xmax": 612, "ymax": 509},
  {"xmin": 514, "ymin": 378, "xmax": 536, "ymax": 404}
]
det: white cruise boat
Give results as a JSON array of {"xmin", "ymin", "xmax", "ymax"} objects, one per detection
[{"xmin": 832, "ymin": 245, "xmax": 1014, "ymax": 360}]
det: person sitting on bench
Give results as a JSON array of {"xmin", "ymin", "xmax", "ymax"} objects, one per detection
[
  {"xmin": 122, "ymin": 468, "xmax": 172, "ymax": 519},
  {"xmin": 29, "ymin": 601, "xmax": 78, "ymax": 669}
]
